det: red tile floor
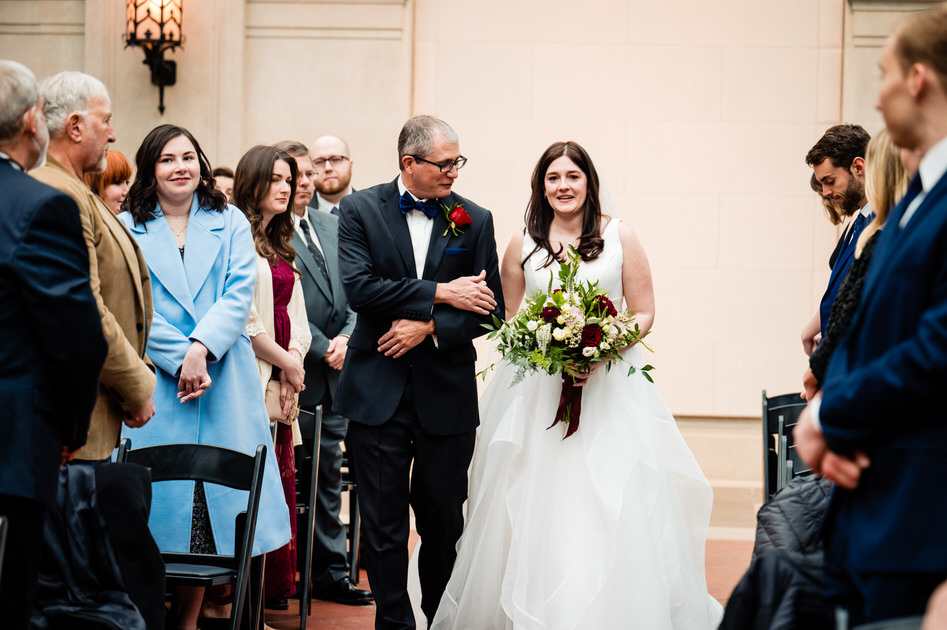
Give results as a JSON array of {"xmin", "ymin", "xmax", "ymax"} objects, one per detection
[{"xmin": 263, "ymin": 537, "xmax": 754, "ymax": 629}]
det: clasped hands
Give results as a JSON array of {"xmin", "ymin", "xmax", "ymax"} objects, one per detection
[
  {"xmin": 793, "ymin": 391, "xmax": 871, "ymax": 490},
  {"xmin": 378, "ymin": 271, "xmax": 496, "ymax": 359}
]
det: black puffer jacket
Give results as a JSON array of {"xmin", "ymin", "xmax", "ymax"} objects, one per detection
[{"xmin": 718, "ymin": 476, "xmax": 834, "ymax": 630}]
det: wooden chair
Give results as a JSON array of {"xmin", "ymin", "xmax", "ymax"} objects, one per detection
[
  {"xmin": 294, "ymin": 405, "xmax": 322, "ymax": 630},
  {"xmin": 118, "ymin": 439, "xmax": 267, "ymax": 630},
  {"xmin": 762, "ymin": 390, "xmax": 811, "ymax": 502}
]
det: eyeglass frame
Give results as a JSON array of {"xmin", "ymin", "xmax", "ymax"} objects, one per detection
[
  {"xmin": 411, "ymin": 155, "xmax": 467, "ymax": 173},
  {"xmin": 312, "ymin": 155, "xmax": 350, "ymax": 170}
]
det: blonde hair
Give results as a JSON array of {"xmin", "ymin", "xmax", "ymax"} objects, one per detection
[{"xmin": 856, "ymin": 128, "xmax": 909, "ymax": 255}]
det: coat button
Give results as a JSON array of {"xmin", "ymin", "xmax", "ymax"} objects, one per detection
[{"xmin": 137, "ymin": 323, "xmax": 144, "ymax": 331}]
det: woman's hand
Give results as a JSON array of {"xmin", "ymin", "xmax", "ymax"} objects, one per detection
[
  {"xmin": 571, "ymin": 361, "xmax": 603, "ymax": 387},
  {"xmin": 281, "ymin": 349, "xmax": 305, "ymax": 393},
  {"xmin": 178, "ymin": 341, "xmax": 212, "ymax": 402},
  {"xmin": 278, "ymin": 373, "xmax": 296, "ymax": 415}
]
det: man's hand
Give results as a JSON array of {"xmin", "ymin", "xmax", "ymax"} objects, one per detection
[
  {"xmin": 123, "ymin": 396, "xmax": 156, "ymax": 428},
  {"xmin": 378, "ymin": 319, "xmax": 435, "ymax": 359},
  {"xmin": 793, "ymin": 397, "xmax": 871, "ymax": 490},
  {"xmin": 434, "ymin": 270, "xmax": 496, "ymax": 315},
  {"xmin": 793, "ymin": 402, "xmax": 828, "ymax": 473},
  {"xmin": 60, "ymin": 445, "xmax": 82, "ymax": 467},
  {"xmin": 802, "ymin": 367, "xmax": 820, "ymax": 401},
  {"xmin": 801, "ymin": 312, "xmax": 821, "ymax": 356},
  {"xmin": 323, "ymin": 335, "xmax": 349, "ymax": 371}
]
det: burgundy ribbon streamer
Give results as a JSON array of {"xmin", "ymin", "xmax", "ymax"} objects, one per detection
[{"xmin": 548, "ymin": 375, "xmax": 584, "ymax": 439}]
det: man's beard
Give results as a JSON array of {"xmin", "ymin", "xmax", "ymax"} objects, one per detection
[
  {"xmin": 839, "ymin": 175, "xmax": 865, "ymax": 214},
  {"xmin": 317, "ymin": 173, "xmax": 350, "ymax": 196}
]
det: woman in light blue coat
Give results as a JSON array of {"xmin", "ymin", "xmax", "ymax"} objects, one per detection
[{"xmin": 120, "ymin": 124, "xmax": 290, "ymax": 629}]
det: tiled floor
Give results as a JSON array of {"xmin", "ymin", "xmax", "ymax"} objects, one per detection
[{"xmin": 263, "ymin": 537, "xmax": 754, "ymax": 629}]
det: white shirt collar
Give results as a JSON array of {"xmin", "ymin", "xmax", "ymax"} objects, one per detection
[
  {"xmin": 0, "ymin": 151, "xmax": 23, "ymax": 171},
  {"xmin": 918, "ymin": 135, "xmax": 947, "ymax": 194},
  {"xmin": 397, "ymin": 175, "xmax": 427, "ymax": 203},
  {"xmin": 315, "ymin": 191, "xmax": 348, "ymax": 214}
]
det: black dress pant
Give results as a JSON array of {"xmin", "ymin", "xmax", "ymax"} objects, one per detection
[
  {"xmin": 0, "ymin": 494, "xmax": 46, "ymax": 630},
  {"xmin": 347, "ymin": 384, "xmax": 475, "ymax": 630}
]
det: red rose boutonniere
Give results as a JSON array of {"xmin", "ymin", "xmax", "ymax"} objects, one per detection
[{"xmin": 441, "ymin": 202, "xmax": 472, "ymax": 237}]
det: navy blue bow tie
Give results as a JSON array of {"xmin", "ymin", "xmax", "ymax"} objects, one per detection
[{"xmin": 399, "ymin": 192, "xmax": 438, "ymax": 219}]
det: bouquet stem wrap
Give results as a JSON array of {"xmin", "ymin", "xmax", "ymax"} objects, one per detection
[{"xmin": 549, "ymin": 375, "xmax": 583, "ymax": 439}]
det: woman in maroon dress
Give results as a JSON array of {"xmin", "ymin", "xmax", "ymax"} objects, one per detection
[{"xmin": 233, "ymin": 145, "xmax": 312, "ymax": 613}]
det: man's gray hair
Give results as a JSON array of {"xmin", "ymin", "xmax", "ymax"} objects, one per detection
[
  {"xmin": 0, "ymin": 60, "xmax": 39, "ymax": 145},
  {"xmin": 398, "ymin": 115, "xmax": 458, "ymax": 170},
  {"xmin": 39, "ymin": 71, "xmax": 109, "ymax": 138},
  {"xmin": 272, "ymin": 140, "xmax": 310, "ymax": 158}
]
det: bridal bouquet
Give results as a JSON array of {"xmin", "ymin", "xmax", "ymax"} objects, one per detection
[{"xmin": 480, "ymin": 247, "xmax": 652, "ymax": 438}]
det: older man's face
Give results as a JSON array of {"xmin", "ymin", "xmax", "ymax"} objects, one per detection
[{"xmin": 81, "ymin": 95, "xmax": 115, "ymax": 174}]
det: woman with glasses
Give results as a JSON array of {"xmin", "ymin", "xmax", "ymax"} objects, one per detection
[{"xmin": 120, "ymin": 124, "xmax": 291, "ymax": 630}]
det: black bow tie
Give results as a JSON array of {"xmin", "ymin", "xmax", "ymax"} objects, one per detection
[{"xmin": 399, "ymin": 192, "xmax": 438, "ymax": 219}]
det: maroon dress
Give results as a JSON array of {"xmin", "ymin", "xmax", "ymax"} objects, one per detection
[{"xmin": 264, "ymin": 256, "xmax": 298, "ymax": 599}]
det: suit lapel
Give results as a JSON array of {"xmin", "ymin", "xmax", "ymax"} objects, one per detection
[
  {"xmin": 857, "ymin": 174, "xmax": 947, "ymax": 325},
  {"xmin": 293, "ymin": 210, "xmax": 332, "ymax": 300},
  {"xmin": 91, "ymin": 193, "xmax": 147, "ymax": 316},
  {"xmin": 422, "ymin": 196, "xmax": 450, "ymax": 280},
  {"xmin": 380, "ymin": 180, "xmax": 418, "ymax": 277},
  {"xmin": 310, "ymin": 209, "xmax": 340, "ymax": 299},
  {"xmin": 129, "ymin": 206, "xmax": 196, "ymax": 319}
]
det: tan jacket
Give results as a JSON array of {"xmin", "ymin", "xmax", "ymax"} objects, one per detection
[{"xmin": 31, "ymin": 156, "xmax": 156, "ymax": 459}]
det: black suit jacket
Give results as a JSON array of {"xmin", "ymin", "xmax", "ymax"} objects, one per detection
[
  {"xmin": 292, "ymin": 207, "xmax": 357, "ymax": 407},
  {"xmin": 0, "ymin": 160, "xmax": 107, "ymax": 506},
  {"xmin": 334, "ymin": 178, "xmax": 503, "ymax": 435}
]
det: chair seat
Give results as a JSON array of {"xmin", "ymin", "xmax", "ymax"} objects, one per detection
[{"xmin": 165, "ymin": 562, "xmax": 237, "ymax": 586}]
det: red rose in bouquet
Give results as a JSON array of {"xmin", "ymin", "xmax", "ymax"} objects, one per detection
[
  {"xmin": 581, "ymin": 324, "xmax": 603, "ymax": 347},
  {"xmin": 541, "ymin": 306, "xmax": 561, "ymax": 322}
]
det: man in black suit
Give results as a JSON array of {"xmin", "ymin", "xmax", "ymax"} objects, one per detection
[
  {"xmin": 795, "ymin": 5, "xmax": 947, "ymax": 624},
  {"xmin": 273, "ymin": 140, "xmax": 372, "ymax": 606},
  {"xmin": 0, "ymin": 59, "xmax": 107, "ymax": 629},
  {"xmin": 336, "ymin": 115, "xmax": 503, "ymax": 628}
]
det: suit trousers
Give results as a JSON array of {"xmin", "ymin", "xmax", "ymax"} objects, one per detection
[
  {"xmin": 825, "ymin": 500, "xmax": 947, "ymax": 625},
  {"xmin": 347, "ymin": 381, "xmax": 476, "ymax": 629},
  {"xmin": 0, "ymin": 494, "xmax": 46, "ymax": 630},
  {"xmin": 301, "ymin": 397, "xmax": 351, "ymax": 588}
]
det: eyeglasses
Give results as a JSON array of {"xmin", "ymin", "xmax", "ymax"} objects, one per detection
[
  {"xmin": 412, "ymin": 155, "xmax": 467, "ymax": 173},
  {"xmin": 312, "ymin": 155, "xmax": 349, "ymax": 170}
]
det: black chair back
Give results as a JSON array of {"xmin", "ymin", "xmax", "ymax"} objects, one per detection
[{"xmin": 762, "ymin": 390, "xmax": 811, "ymax": 501}]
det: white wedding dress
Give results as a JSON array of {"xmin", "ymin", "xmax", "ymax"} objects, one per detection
[{"xmin": 430, "ymin": 220, "xmax": 724, "ymax": 629}]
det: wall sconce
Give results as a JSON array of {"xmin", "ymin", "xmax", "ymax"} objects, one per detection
[{"xmin": 125, "ymin": 0, "xmax": 183, "ymax": 115}]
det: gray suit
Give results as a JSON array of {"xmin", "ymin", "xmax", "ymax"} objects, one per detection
[{"xmin": 293, "ymin": 206, "xmax": 357, "ymax": 588}]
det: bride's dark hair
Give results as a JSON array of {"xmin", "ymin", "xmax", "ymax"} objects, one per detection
[{"xmin": 523, "ymin": 141, "xmax": 605, "ymax": 269}]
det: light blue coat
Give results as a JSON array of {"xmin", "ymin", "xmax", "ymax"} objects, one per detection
[{"xmin": 119, "ymin": 199, "xmax": 290, "ymax": 556}]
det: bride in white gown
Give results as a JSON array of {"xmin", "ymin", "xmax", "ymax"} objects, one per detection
[{"xmin": 430, "ymin": 142, "xmax": 724, "ymax": 629}]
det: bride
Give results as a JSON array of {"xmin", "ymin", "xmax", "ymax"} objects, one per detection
[{"xmin": 430, "ymin": 141, "xmax": 724, "ymax": 629}]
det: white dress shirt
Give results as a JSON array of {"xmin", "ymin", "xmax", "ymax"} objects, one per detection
[
  {"xmin": 316, "ymin": 191, "xmax": 349, "ymax": 216},
  {"xmin": 397, "ymin": 176, "xmax": 435, "ymax": 279},
  {"xmin": 900, "ymin": 135, "xmax": 947, "ymax": 227}
]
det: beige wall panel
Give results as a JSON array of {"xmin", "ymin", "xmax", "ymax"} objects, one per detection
[
  {"xmin": 650, "ymin": 267, "xmax": 719, "ymax": 342},
  {"xmin": 715, "ymin": 269, "xmax": 812, "ymax": 343},
  {"xmin": 648, "ymin": 339, "xmax": 716, "ymax": 416},
  {"xmin": 721, "ymin": 48, "xmax": 818, "ymax": 123},
  {"xmin": 716, "ymin": 0, "xmax": 820, "ymax": 48},
  {"xmin": 629, "ymin": 194, "xmax": 719, "ymax": 270},
  {"xmin": 434, "ymin": 0, "xmax": 628, "ymax": 44},
  {"xmin": 0, "ymin": 0, "xmax": 85, "ymax": 87},
  {"xmin": 714, "ymin": 342, "xmax": 806, "ymax": 416},
  {"xmin": 627, "ymin": 46, "xmax": 722, "ymax": 122},
  {"xmin": 716, "ymin": 122, "xmax": 820, "ymax": 196},
  {"xmin": 627, "ymin": 0, "xmax": 724, "ymax": 46},
  {"xmin": 623, "ymin": 122, "xmax": 724, "ymax": 196},
  {"xmin": 717, "ymin": 195, "xmax": 813, "ymax": 271},
  {"xmin": 435, "ymin": 42, "xmax": 532, "ymax": 119},
  {"xmin": 412, "ymin": 40, "xmax": 438, "ymax": 113},
  {"xmin": 530, "ymin": 44, "xmax": 633, "ymax": 121},
  {"xmin": 816, "ymin": 48, "xmax": 843, "ymax": 123},
  {"xmin": 818, "ymin": 0, "xmax": 845, "ymax": 48}
]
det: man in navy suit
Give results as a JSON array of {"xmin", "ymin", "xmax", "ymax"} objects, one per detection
[
  {"xmin": 273, "ymin": 139, "xmax": 372, "ymax": 606},
  {"xmin": 335, "ymin": 115, "xmax": 503, "ymax": 629},
  {"xmin": 795, "ymin": 5, "xmax": 947, "ymax": 623},
  {"xmin": 801, "ymin": 124, "xmax": 873, "ymax": 355},
  {"xmin": 0, "ymin": 59, "xmax": 106, "ymax": 629}
]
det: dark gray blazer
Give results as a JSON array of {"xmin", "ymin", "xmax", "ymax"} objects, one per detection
[{"xmin": 292, "ymin": 207, "xmax": 356, "ymax": 407}]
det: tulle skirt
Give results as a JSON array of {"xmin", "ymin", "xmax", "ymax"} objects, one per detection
[{"xmin": 430, "ymin": 346, "xmax": 724, "ymax": 629}]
